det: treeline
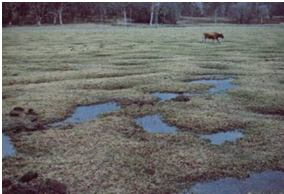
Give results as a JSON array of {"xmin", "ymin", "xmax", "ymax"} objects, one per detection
[{"xmin": 3, "ymin": 2, "xmax": 284, "ymax": 26}]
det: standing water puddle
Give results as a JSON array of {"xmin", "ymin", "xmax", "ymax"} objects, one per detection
[
  {"xmin": 51, "ymin": 102, "xmax": 120, "ymax": 126},
  {"xmin": 2, "ymin": 134, "xmax": 16, "ymax": 158},
  {"xmin": 182, "ymin": 170, "xmax": 284, "ymax": 194},
  {"xmin": 152, "ymin": 78, "xmax": 238, "ymax": 101},
  {"xmin": 201, "ymin": 129, "xmax": 244, "ymax": 145},
  {"xmin": 188, "ymin": 78, "xmax": 237, "ymax": 94},
  {"xmin": 151, "ymin": 92, "xmax": 179, "ymax": 101},
  {"xmin": 135, "ymin": 114, "xmax": 177, "ymax": 133}
]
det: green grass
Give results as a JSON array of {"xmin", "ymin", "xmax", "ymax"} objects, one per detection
[{"xmin": 3, "ymin": 23, "xmax": 284, "ymax": 193}]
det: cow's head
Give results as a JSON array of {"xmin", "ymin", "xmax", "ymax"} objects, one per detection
[{"xmin": 218, "ymin": 33, "xmax": 224, "ymax": 39}]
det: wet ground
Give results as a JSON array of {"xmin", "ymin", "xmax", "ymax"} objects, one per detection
[
  {"xmin": 183, "ymin": 170, "xmax": 284, "ymax": 194},
  {"xmin": 188, "ymin": 78, "xmax": 237, "ymax": 94},
  {"xmin": 2, "ymin": 134, "xmax": 16, "ymax": 158},
  {"xmin": 151, "ymin": 92, "xmax": 179, "ymax": 101},
  {"xmin": 135, "ymin": 114, "xmax": 177, "ymax": 133},
  {"xmin": 201, "ymin": 129, "xmax": 244, "ymax": 145},
  {"xmin": 51, "ymin": 102, "xmax": 120, "ymax": 127},
  {"xmin": 151, "ymin": 78, "xmax": 237, "ymax": 102}
]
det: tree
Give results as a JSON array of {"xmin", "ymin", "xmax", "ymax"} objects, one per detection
[
  {"xmin": 270, "ymin": 3, "xmax": 284, "ymax": 17},
  {"xmin": 149, "ymin": 3, "xmax": 155, "ymax": 25},
  {"xmin": 3, "ymin": 3, "xmax": 19, "ymax": 26},
  {"xmin": 258, "ymin": 4, "xmax": 270, "ymax": 24},
  {"xmin": 229, "ymin": 3, "xmax": 253, "ymax": 24},
  {"xmin": 154, "ymin": 3, "xmax": 160, "ymax": 25},
  {"xmin": 159, "ymin": 3, "xmax": 180, "ymax": 24},
  {"xmin": 30, "ymin": 3, "xmax": 49, "ymax": 25},
  {"xmin": 2, "ymin": 2, "xmax": 284, "ymax": 26},
  {"xmin": 203, "ymin": 3, "xmax": 222, "ymax": 23},
  {"xmin": 116, "ymin": 3, "xmax": 131, "ymax": 25},
  {"xmin": 50, "ymin": 3, "xmax": 69, "ymax": 25}
]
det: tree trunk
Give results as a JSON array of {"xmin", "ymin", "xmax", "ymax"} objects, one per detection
[
  {"xmin": 37, "ymin": 16, "xmax": 42, "ymax": 26},
  {"xmin": 53, "ymin": 14, "xmax": 57, "ymax": 25},
  {"xmin": 58, "ymin": 9, "xmax": 63, "ymax": 25},
  {"xmin": 154, "ymin": 3, "xmax": 160, "ymax": 25},
  {"xmin": 214, "ymin": 9, "xmax": 218, "ymax": 23},
  {"xmin": 100, "ymin": 9, "xmax": 103, "ymax": 22},
  {"xmin": 149, "ymin": 3, "xmax": 154, "ymax": 25},
  {"xmin": 123, "ymin": 8, "xmax": 127, "ymax": 25},
  {"xmin": 103, "ymin": 8, "xmax": 107, "ymax": 21},
  {"xmin": 129, "ymin": 8, "xmax": 132, "ymax": 22},
  {"xmin": 100, "ymin": 7, "xmax": 106, "ymax": 22}
]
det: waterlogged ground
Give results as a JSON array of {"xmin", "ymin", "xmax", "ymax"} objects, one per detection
[
  {"xmin": 183, "ymin": 170, "xmax": 284, "ymax": 194},
  {"xmin": 136, "ymin": 114, "xmax": 177, "ymax": 133},
  {"xmin": 2, "ymin": 134, "xmax": 16, "ymax": 158},
  {"xmin": 51, "ymin": 102, "xmax": 120, "ymax": 127},
  {"xmin": 201, "ymin": 129, "xmax": 244, "ymax": 145},
  {"xmin": 2, "ymin": 24, "xmax": 284, "ymax": 193},
  {"xmin": 187, "ymin": 77, "xmax": 237, "ymax": 94}
]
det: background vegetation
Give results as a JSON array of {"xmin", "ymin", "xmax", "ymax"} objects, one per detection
[{"xmin": 3, "ymin": 2, "xmax": 284, "ymax": 26}]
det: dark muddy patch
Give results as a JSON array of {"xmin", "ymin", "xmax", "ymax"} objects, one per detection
[
  {"xmin": 93, "ymin": 53, "xmax": 112, "ymax": 57},
  {"xmin": 152, "ymin": 93, "xmax": 192, "ymax": 102},
  {"xmin": 3, "ymin": 171, "xmax": 68, "ymax": 194},
  {"xmin": 2, "ymin": 134, "xmax": 16, "ymax": 158},
  {"xmin": 135, "ymin": 114, "xmax": 177, "ymax": 133},
  {"xmin": 3, "ymin": 107, "xmax": 45, "ymax": 133},
  {"xmin": 112, "ymin": 61, "xmax": 147, "ymax": 66},
  {"xmin": 249, "ymin": 107, "xmax": 284, "ymax": 117},
  {"xmin": 199, "ymin": 64, "xmax": 230, "ymax": 70},
  {"xmin": 201, "ymin": 129, "xmax": 244, "ymax": 145},
  {"xmin": 115, "ymin": 98, "xmax": 155, "ymax": 107},
  {"xmin": 182, "ymin": 170, "xmax": 284, "ymax": 194},
  {"xmin": 187, "ymin": 78, "xmax": 237, "ymax": 94},
  {"xmin": 279, "ymin": 79, "xmax": 284, "ymax": 84},
  {"xmin": 172, "ymin": 95, "xmax": 192, "ymax": 102},
  {"xmin": 51, "ymin": 102, "xmax": 121, "ymax": 127}
]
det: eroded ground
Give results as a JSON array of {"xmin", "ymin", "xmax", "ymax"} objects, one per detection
[{"xmin": 2, "ymin": 24, "xmax": 284, "ymax": 193}]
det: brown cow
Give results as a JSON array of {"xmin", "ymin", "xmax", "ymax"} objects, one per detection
[{"xmin": 203, "ymin": 32, "xmax": 224, "ymax": 43}]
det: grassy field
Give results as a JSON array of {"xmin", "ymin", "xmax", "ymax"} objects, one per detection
[{"xmin": 2, "ymin": 23, "xmax": 284, "ymax": 193}]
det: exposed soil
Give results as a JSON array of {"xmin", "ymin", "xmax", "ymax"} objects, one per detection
[
  {"xmin": 3, "ymin": 107, "xmax": 45, "ymax": 134},
  {"xmin": 3, "ymin": 171, "xmax": 68, "ymax": 194}
]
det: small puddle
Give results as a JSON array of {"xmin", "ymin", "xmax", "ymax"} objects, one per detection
[
  {"xmin": 182, "ymin": 170, "xmax": 284, "ymax": 194},
  {"xmin": 51, "ymin": 102, "xmax": 121, "ymax": 126},
  {"xmin": 152, "ymin": 78, "xmax": 238, "ymax": 101},
  {"xmin": 135, "ymin": 114, "xmax": 177, "ymax": 133},
  {"xmin": 2, "ymin": 134, "xmax": 16, "ymax": 158},
  {"xmin": 151, "ymin": 92, "xmax": 179, "ymax": 101},
  {"xmin": 201, "ymin": 129, "xmax": 244, "ymax": 145},
  {"xmin": 188, "ymin": 78, "xmax": 237, "ymax": 94}
]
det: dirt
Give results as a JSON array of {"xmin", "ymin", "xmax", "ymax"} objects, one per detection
[
  {"xmin": 3, "ymin": 107, "xmax": 45, "ymax": 134},
  {"xmin": 3, "ymin": 171, "xmax": 68, "ymax": 194},
  {"xmin": 172, "ymin": 95, "xmax": 191, "ymax": 102},
  {"xmin": 249, "ymin": 106, "xmax": 284, "ymax": 117}
]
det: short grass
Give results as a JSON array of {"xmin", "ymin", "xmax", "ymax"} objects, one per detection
[{"xmin": 3, "ymin": 23, "xmax": 284, "ymax": 193}]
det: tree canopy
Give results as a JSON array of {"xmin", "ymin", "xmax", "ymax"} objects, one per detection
[{"xmin": 3, "ymin": 2, "xmax": 284, "ymax": 26}]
